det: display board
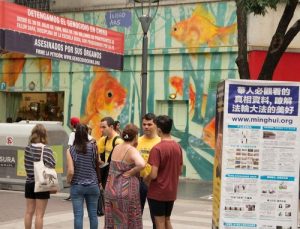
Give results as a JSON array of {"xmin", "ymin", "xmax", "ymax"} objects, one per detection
[{"xmin": 213, "ymin": 80, "xmax": 300, "ymax": 229}]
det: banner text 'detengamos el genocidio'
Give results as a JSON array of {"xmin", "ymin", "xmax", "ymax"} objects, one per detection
[{"xmin": 0, "ymin": 1, "xmax": 124, "ymax": 70}]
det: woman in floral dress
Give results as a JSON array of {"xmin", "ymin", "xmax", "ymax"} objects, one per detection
[{"xmin": 104, "ymin": 124, "xmax": 145, "ymax": 229}]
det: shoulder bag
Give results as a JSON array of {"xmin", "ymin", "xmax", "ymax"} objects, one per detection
[{"xmin": 34, "ymin": 145, "xmax": 59, "ymax": 193}]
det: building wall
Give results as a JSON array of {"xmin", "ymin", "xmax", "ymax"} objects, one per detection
[
  {"xmin": 248, "ymin": 3, "xmax": 300, "ymax": 50},
  {"xmin": 50, "ymin": 0, "xmax": 218, "ymax": 12},
  {"xmin": 0, "ymin": 93, "xmax": 6, "ymax": 122},
  {"xmin": 51, "ymin": 0, "xmax": 128, "ymax": 11},
  {"xmin": 0, "ymin": 1, "xmax": 238, "ymax": 180}
]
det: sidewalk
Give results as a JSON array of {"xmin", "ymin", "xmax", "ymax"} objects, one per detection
[
  {"xmin": 0, "ymin": 190, "xmax": 212, "ymax": 229},
  {"xmin": 0, "ymin": 179, "xmax": 212, "ymax": 228}
]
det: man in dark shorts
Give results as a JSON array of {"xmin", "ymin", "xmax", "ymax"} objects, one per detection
[{"xmin": 145, "ymin": 115, "xmax": 183, "ymax": 228}]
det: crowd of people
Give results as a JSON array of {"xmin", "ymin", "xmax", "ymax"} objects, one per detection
[{"xmin": 23, "ymin": 113, "xmax": 183, "ymax": 229}]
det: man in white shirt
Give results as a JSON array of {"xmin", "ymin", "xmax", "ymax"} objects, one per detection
[{"xmin": 68, "ymin": 117, "xmax": 93, "ymax": 146}]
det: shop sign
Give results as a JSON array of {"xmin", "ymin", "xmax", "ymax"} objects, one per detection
[
  {"xmin": 6, "ymin": 136, "xmax": 14, "ymax": 145},
  {"xmin": 105, "ymin": 11, "xmax": 131, "ymax": 28}
]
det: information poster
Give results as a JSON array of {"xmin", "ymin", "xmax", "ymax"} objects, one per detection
[{"xmin": 213, "ymin": 80, "xmax": 300, "ymax": 229}]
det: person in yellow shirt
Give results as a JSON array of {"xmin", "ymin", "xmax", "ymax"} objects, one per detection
[
  {"xmin": 137, "ymin": 113, "xmax": 160, "ymax": 217},
  {"xmin": 97, "ymin": 117, "xmax": 123, "ymax": 187}
]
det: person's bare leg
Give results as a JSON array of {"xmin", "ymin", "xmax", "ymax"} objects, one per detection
[
  {"xmin": 165, "ymin": 216, "xmax": 173, "ymax": 229},
  {"xmin": 35, "ymin": 199, "xmax": 48, "ymax": 229},
  {"xmin": 155, "ymin": 216, "xmax": 166, "ymax": 229},
  {"xmin": 24, "ymin": 199, "xmax": 36, "ymax": 229}
]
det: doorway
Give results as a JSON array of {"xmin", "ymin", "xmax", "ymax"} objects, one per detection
[{"xmin": 156, "ymin": 100, "xmax": 188, "ymax": 132}]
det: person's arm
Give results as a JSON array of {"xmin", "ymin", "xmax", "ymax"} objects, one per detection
[
  {"xmin": 93, "ymin": 143, "xmax": 102, "ymax": 186},
  {"xmin": 66, "ymin": 148, "xmax": 74, "ymax": 184},
  {"xmin": 144, "ymin": 165, "xmax": 159, "ymax": 185},
  {"xmin": 68, "ymin": 132, "xmax": 75, "ymax": 146},
  {"xmin": 97, "ymin": 137, "xmax": 105, "ymax": 164},
  {"xmin": 148, "ymin": 165, "xmax": 158, "ymax": 180},
  {"xmin": 44, "ymin": 147, "xmax": 56, "ymax": 168},
  {"xmin": 123, "ymin": 149, "xmax": 145, "ymax": 177},
  {"xmin": 180, "ymin": 146, "xmax": 183, "ymax": 175},
  {"xmin": 144, "ymin": 147, "xmax": 160, "ymax": 185}
]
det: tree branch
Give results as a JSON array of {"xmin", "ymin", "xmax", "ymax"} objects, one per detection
[
  {"xmin": 282, "ymin": 19, "xmax": 300, "ymax": 50},
  {"xmin": 258, "ymin": 0, "xmax": 298, "ymax": 80},
  {"xmin": 275, "ymin": 0, "xmax": 298, "ymax": 35}
]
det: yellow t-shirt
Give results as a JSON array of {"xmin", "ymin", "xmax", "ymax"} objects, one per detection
[
  {"xmin": 97, "ymin": 135, "xmax": 123, "ymax": 161},
  {"xmin": 137, "ymin": 135, "xmax": 161, "ymax": 178}
]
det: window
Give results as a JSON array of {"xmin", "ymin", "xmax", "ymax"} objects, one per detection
[{"xmin": 15, "ymin": 0, "xmax": 50, "ymax": 11}]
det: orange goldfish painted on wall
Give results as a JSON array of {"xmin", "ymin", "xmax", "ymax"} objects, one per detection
[
  {"xmin": 37, "ymin": 58, "xmax": 52, "ymax": 86},
  {"xmin": 2, "ymin": 52, "xmax": 25, "ymax": 87},
  {"xmin": 171, "ymin": 5, "xmax": 237, "ymax": 53},
  {"xmin": 83, "ymin": 67, "xmax": 127, "ymax": 140},
  {"xmin": 169, "ymin": 76, "xmax": 196, "ymax": 113},
  {"xmin": 202, "ymin": 117, "xmax": 215, "ymax": 149},
  {"xmin": 2, "ymin": 52, "xmax": 52, "ymax": 87}
]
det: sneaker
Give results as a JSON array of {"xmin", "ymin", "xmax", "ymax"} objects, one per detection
[{"xmin": 64, "ymin": 196, "xmax": 71, "ymax": 201}]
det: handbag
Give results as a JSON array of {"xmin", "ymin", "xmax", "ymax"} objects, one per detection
[
  {"xmin": 34, "ymin": 145, "xmax": 59, "ymax": 193},
  {"xmin": 92, "ymin": 141, "xmax": 105, "ymax": 217},
  {"xmin": 97, "ymin": 189, "xmax": 105, "ymax": 217}
]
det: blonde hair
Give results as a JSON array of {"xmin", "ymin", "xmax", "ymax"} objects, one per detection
[{"xmin": 29, "ymin": 124, "xmax": 48, "ymax": 144}]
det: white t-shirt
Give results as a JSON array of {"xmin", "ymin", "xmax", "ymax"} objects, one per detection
[{"xmin": 68, "ymin": 131, "xmax": 93, "ymax": 146}]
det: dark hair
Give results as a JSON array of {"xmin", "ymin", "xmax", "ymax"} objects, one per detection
[
  {"xmin": 6, "ymin": 117, "xmax": 13, "ymax": 123},
  {"xmin": 155, "ymin": 115, "xmax": 173, "ymax": 134},
  {"xmin": 29, "ymin": 124, "xmax": 48, "ymax": 144},
  {"xmin": 101, "ymin": 117, "xmax": 114, "ymax": 127},
  {"xmin": 74, "ymin": 124, "xmax": 89, "ymax": 153},
  {"xmin": 142, "ymin": 113, "xmax": 156, "ymax": 121},
  {"xmin": 122, "ymin": 124, "xmax": 139, "ymax": 142},
  {"xmin": 15, "ymin": 117, "xmax": 23, "ymax": 122},
  {"xmin": 113, "ymin": 120, "xmax": 120, "ymax": 128}
]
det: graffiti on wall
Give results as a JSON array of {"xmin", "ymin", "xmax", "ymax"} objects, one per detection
[{"xmin": 0, "ymin": 2, "xmax": 238, "ymax": 180}]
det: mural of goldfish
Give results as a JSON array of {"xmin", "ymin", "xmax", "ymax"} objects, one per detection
[
  {"xmin": 171, "ymin": 5, "xmax": 237, "ymax": 53},
  {"xmin": 2, "ymin": 52, "xmax": 26, "ymax": 87},
  {"xmin": 169, "ymin": 76, "xmax": 196, "ymax": 113},
  {"xmin": 202, "ymin": 117, "xmax": 215, "ymax": 149},
  {"xmin": 2, "ymin": 52, "xmax": 52, "ymax": 87},
  {"xmin": 37, "ymin": 58, "xmax": 52, "ymax": 86},
  {"xmin": 83, "ymin": 66, "xmax": 127, "ymax": 140}
]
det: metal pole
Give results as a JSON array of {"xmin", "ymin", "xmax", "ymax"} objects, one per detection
[
  {"xmin": 141, "ymin": 32, "xmax": 148, "ymax": 119},
  {"xmin": 133, "ymin": 0, "xmax": 159, "ymax": 132}
]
